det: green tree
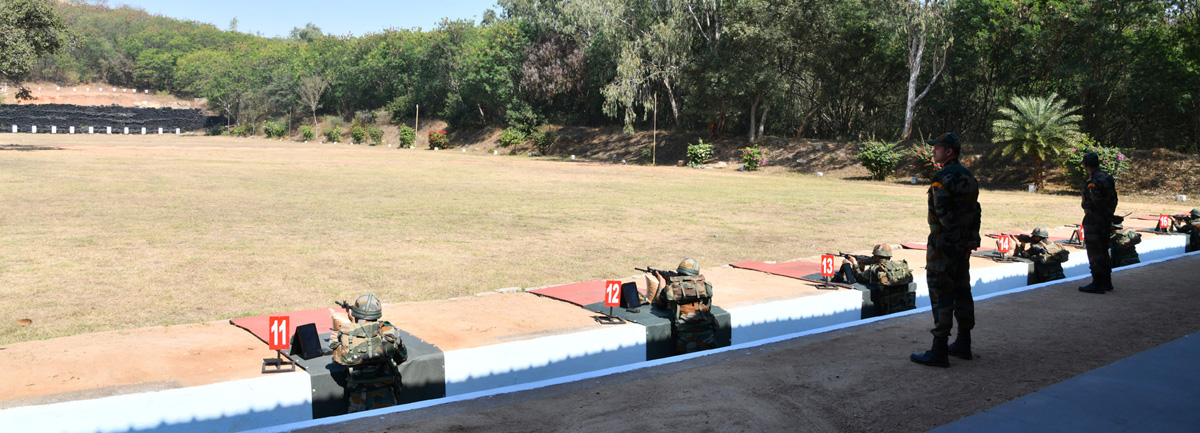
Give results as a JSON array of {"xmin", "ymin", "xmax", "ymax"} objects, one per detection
[
  {"xmin": 0, "ymin": 0, "xmax": 72, "ymax": 99},
  {"xmin": 992, "ymin": 93, "xmax": 1083, "ymax": 191}
]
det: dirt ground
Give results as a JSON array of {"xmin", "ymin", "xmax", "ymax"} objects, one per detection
[{"xmin": 300, "ymin": 254, "xmax": 1200, "ymax": 433}]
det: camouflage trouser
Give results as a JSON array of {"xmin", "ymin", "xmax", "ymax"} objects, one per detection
[
  {"xmin": 927, "ymin": 248, "xmax": 974, "ymax": 338},
  {"xmin": 1083, "ymin": 224, "xmax": 1112, "ymax": 288},
  {"xmin": 1033, "ymin": 262, "xmax": 1066, "ymax": 283},
  {"xmin": 346, "ymin": 384, "xmax": 399, "ymax": 413},
  {"xmin": 674, "ymin": 304, "xmax": 717, "ymax": 354},
  {"xmin": 1111, "ymin": 247, "xmax": 1140, "ymax": 268}
]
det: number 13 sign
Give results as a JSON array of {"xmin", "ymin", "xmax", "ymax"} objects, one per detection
[
  {"xmin": 268, "ymin": 316, "xmax": 290, "ymax": 351},
  {"xmin": 604, "ymin": 280, "xmax": 622, "ymax": 307},
  {"xmin": 820, "ymin": 255, "xmax": 835, "ymax": 277}
]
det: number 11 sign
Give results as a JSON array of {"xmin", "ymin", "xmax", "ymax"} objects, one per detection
[{"xmin": 268, "ymin": 316, "xmax": 290, "ymax": 351}]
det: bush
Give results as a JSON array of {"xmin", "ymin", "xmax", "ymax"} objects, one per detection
[
  {"xmin": 324, "ymin": 125, "xmax": 342, "ymax": 143},
  {"xmin": 686, "ymin": 139, "xmax": 714, "ymax": 166},
  {"xmin": 908, "ymin": 143, "xmax": 942, "ymax": 179},
  {"xmin": 354, "ymin": 110, "xmax": 375, "ymax": 126},
  {"xmin": 206, "ymin": 125, "xmax": 225, "ymax": 136},
  {"xmin": 1061, "ymin": 135, "xmax": 1130, "ymax": 183},
  {"xmin": 856, "ymin": 140, "xmax": 903, "ymax": 180},
  {"xmin": 386, "ymin": 95, "xmax": 412, "ymax": 121},
  {"xmin": 300, "ymin": 125, "xmax": 314, "ymax": 141},
  {"xmin": 428, "ymin": 130, "xmax": 448, "ymax": 149},
  {"xmin": 231, "ymin": 123, "xmax": 257, "ymax": 137},
  {"xmin": 263, "ymin": 121, "xmax": 287, "ymax": 139},
  {"xmin": 499, "ymin": 127, "xmax": 528, "ymax": 147},
  {"xmin": 368, "ymin": 126, "xmax": 384, "ymax": 146},
  {"xmin": 531, "ymin": 127, "xmax": 556, "ymax": 155},
  {"xmin": 351, "ymin": 126, "xmax": 367, "ymax": 144},
  {"xmin": 740, "ymin": 144, "xmax": 765, "ymax": 171},
  {"xmin": 397, "ymin": 125, "xmax": 415, "ymax": 148}
]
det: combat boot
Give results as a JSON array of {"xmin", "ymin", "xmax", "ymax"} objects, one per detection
[
  {"xmin": 1078, "ymin": 283, "xmax": 1105, "ymax": 294},
  {"xmin": 910, "ymin": 336, "xmax": 950, "ymax": 368},
  {"xmin": 948, "ymin": 331, "xmax": 972, "ymax": 360}
]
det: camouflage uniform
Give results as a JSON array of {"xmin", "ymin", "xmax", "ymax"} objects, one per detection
[
  {"xmin": 926, "ymin": 159, "xmax": 982, "ymax": 339},
  {"xmin": 652, "ymin": 259, "xmax": 718, "ymax": 354},
  {"xmin": 1014, "ymin": 239, "xmax": 1067, "ymax": 283},
  {"xmin": 1081, "ymin": 168, "xmax": 1118, "ymax": 291},
  {"xmin": 330, "ymin": 295, "xmax": 409, "ymax": 414},
  {"xmin": 853, "ymin": 257, "xmax": 915, "ymax": 315},
  {"xmin": 1174, "ymin": 209, "xmax": 1200, "ymax": 252},
  {"xmin": 1109, "ymin": 227, "xmax": 1141, "ymax": 267}
]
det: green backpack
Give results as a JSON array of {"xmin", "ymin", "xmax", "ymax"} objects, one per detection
[
  {"xmin": 332, "ymin": 321, "xmax": 400, "ymax": 367},
  {"xmin": 872, "ymin": 260, "xmax": 913, "ymax": 286}
]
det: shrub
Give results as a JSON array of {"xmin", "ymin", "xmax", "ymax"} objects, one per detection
[
  {"xmin": 351, "ymin": 126, "xmax": 367, "ymax": 144},
  {"xmin": 531, "ymin": 127, "xmax": 556, "ymax": 155},
  {"xmin": 263, "ymin": 121, "xmax": 287, "ymax": 139},
  {"xmin": 386, "ymin": 95, "xmax": 412, "ymax": 121},
  {"xmin": 397, "ymin": 125, "xmax": 415, "ymax": 148},
  {"xmin": 1061, "ymin": 135, "xmax": 1130, "ymax": 183},
  {"xmin": 641, "ymin": 145, "xmax": 654, "ymax": 161},
  {"xmin": 206, "ymin": 125, "xmax": 225, "ymax": 136},
  {"xmin": 428, "ymin": 130, "xmax": 448, "ymax": 149},
  {"xmin": 354, "ymin": 110, "xmax": 375, "ymax": 126},
  {"xmin": 856, "ymin": 140, "xmax": 903, "ymax": 180},
  {"xmin": 368, "ymin": 126, "xmax": 384, "ymax": 146},
  {"xmin": 686, "ymin": 139, "xmax": 714, "ymax": 166},
  {"xmin": 909, "ymin": 143, "xmax": 942, "ymax": 179},
  {"xmin": 499, "ymin": 127, "xmax": 528, "ymax": 147},
  {"xmin": 300, "ymin": 125, "xmax": 314, "ymax": 141},
  {"xmin": 324, "ymin": 125, "xmax": 342, "ymax": 143},
  {"xmin": 231, "ymin": 123, "xmax": 257, "ymax": 137},
  {"xmin": 740, "ymin": 144, "xmax": 765, "ymax": 171}
]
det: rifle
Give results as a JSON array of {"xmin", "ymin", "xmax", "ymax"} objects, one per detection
[
  {"xmin": 833, "ymin": 252, "xmax": 874, "ymax": 266},
  {"xmin": 1010, "ymin": 233, "xmax": 1037, "ymax": 244},
  {"xmin": 1170, "ymin": 214, "xmax": 1192, "ymax": 223},
  {"xmin": 634, "ymin": 266, "xmax": 677, "ymax": 279}
]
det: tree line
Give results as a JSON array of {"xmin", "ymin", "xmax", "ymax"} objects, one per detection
[{"xmin": 17, "ymin": 0, "xmax": 1200, "ymax": 152}]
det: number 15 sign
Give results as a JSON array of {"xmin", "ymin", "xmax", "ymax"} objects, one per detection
[{"xmin": 268, "ymin": 316, "xmax": 290, "ymax": 351}]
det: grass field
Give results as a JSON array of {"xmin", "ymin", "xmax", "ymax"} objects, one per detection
[{"xmin": 0, "ymin": 134, "xmax": 1186, "ymax": 344}]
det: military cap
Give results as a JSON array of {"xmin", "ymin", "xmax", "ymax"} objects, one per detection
[
  {"xmin": 927, "ymin": 132, "xmax": 960, "ymax": 151},
  {"xmin": 677, "ymin": 258, "xmax": 700, "ymax": 276},
  {"xmin": 872, "ymin": 243, "xmax": 893, "ymax": 258},
  {"xmin": 351, "ymin": 293, "xmax": 383, "ymax": 321}
]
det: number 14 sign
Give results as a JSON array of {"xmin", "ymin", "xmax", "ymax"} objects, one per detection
[{"xmin": 268, "ymin": 316, "xmax": 290, "ymax": 351}]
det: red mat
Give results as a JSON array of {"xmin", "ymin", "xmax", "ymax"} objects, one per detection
[
  {"xmin": 730, "ymin": 261, "xmax": 823, "ymax": 280},
  {"xmin": 899, "ymin": 242, "xmax": 992, "ymax": 252},
  {"xmin": 985, "ymin": 232, "xmax": 1070, "ymax": 242},
  {"xmin": 230, "ymin": 307, "xmax": 334, "ymax": 346},
  {"xmin": 528, "ymin": 280, "xmax": 608, "ymax": 307}
]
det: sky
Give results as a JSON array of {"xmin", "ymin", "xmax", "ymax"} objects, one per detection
[{"xmin": 109, "ymin": 0, "xmax": 504, "ymax": 38}]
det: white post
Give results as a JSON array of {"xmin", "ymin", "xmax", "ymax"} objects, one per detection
[
  {"xmin": 89, "ymin": 126, "xmax": 94, "ymax": 134},
  {"xmin": 158, "ymin": 127, "xmax": 163, "ymax": 134},
  {"xmin": 175, "ymin": 128, "xmax": 180, "ymax": 135},
  {"xmin": 123, "ymin": 127, "xmax": 129, "ymax": 134},
  {"xmin": 11, "ymin": 125, "xmax": 16, "ymax": 133},
  {"xmin": 141, "ymin": 127, "xmax": 146, "ymax": 135},
  {"xmin": 51, "ymin": 126, "xmax": 57, "ymax": 134},
  {"xmin": 106, "ymin": 126, "xmax": 111, "ymax": 134},
  {"xmin": 69, "ymin": 126, "xmax": 74, "ymax": 134},
  {"xmin": 31, "ymin": 126, "xmax": 37, "ymax": 133},
  {"xmin": 415, "ymin": 104, "xmax": 419, "ymax": 147}
]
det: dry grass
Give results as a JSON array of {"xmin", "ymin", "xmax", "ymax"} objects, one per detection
[{"xmin": 0, "ymin": 134, "xmax": 1187, "ymax": 344}]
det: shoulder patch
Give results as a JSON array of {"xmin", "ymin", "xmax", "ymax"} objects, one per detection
[
  {"xmin": 931, "ymin": 181, "xmax": 943, "ymax": 189},
  {"xmin": 1087, "ymin": 183, "xmax": 1096, "ymax": 188}
]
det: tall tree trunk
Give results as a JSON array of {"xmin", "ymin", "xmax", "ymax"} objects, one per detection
[
  {"xmin": 902, "ymin": 29, "xmax": 926, "ymax": 141},
  {"xmin": 663, "ymin": 76, "xmax": 681, "ymax": 129},
  {"xmin": 748, "ymin": 92, "xmax": 760, "ymax": 143},
  {"xmin": 798, "ymin": 104, "xmax": 821, "ymax": 139},
  {"xmin": 757, "ymin": 104, "xmax": 769, "ymax": 141}
]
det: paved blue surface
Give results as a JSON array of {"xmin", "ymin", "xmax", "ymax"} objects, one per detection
[{"xmin": 930, "ymin": 332, "xmax": 1200, "ymax": 433}]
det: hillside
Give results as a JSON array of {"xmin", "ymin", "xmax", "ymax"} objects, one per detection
[{"xmin": 2, "ymin": 81, "xmax": 203, "ymax": 110}]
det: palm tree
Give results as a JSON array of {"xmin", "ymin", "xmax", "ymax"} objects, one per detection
[{"xmin": 992, "ymin": 93, "xmax": 1083, "ymax": 191}]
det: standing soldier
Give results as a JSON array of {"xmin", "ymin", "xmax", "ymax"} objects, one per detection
[
  {"xmin": 1078, "ymin": 152, "xmax": 1119, "ymax": 294},
  {"xmin": 912, "ymin": 132, "xmax": 982, "ymax": 368}
]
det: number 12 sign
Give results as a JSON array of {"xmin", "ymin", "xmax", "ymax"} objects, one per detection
[
  {"xmin": 604, "ymin": 280, "xmax": 622, "ymax": 307},
  {"xmin": 820, "ymin": 255, "xmax": 836, "ymax": 277},
  {"xmin": 268, "ymin": 316, "xmax": 290, "ymax": 351}
]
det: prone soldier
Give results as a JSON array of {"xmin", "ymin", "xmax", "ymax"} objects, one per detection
[
  {"xmin": 330, "ymin": 294, "xmax": 408, "ymax": 413},
  {"xmin": 643, "ymin": 258, "xmax": 718, "ymax": 354},
  {"xmin": 1109, "ymin": 222, "xmax": 1142, "ymax": 268},
  {"xmin": 843, "ymin": 244, "xmax": 912, "ymax": 287},
  {"xmin": 1170, "ymin": 208, "xmax": 1200, "ymax": 252},
  {"xmin": 1010, "ymin": 226, "xmax": 1069, "ymax": 283}
]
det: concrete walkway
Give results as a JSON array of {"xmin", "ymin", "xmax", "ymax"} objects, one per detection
[{"xmin": 931, "ymin": 331, "xmax": 1200, "ymax": 433}]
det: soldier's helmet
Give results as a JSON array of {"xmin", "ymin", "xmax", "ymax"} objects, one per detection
[
  {"xmin": 872, "ymin": 243, "xmax": 893, "ymax": 258},
  {"xmin": 1112, "ymin": 222, "xmax": 1124, "ymax": 230},
  {"xmin": 1032, "ymin": 226, "xmax": 1050, "ymax": 238},
  {"xmin": 1082, "ymin": 152, "xmax": 1101, "ymax": 167},
  {"xmin": 350, "ymin": 293, "xmax": 383, "ymax": 321},
  {"xmin": 1191, "ymin": 208, "xmax": 1200, "ymax": 218},
  {"xmin": 677, "ymin": 258, "xmax": 700, "ymax": 276},
  {"xmin": 927, "ymin": 132, "xmax": 960, "ymax": 151}
]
